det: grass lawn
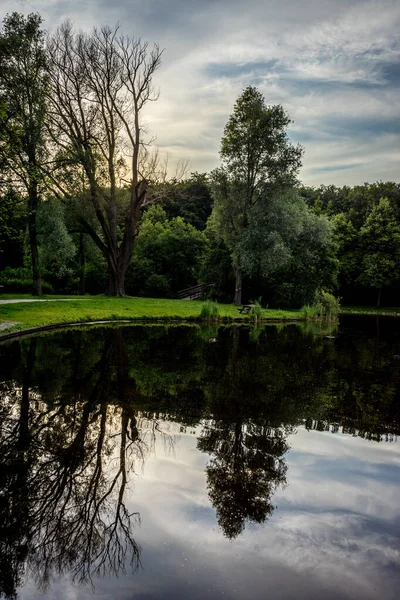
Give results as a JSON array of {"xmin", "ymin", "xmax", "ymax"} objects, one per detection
[{"xmin": 0, "ymin": 295, "xmax": 302, "ymax": 334}]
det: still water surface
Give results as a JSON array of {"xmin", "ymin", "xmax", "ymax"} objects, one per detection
[{"xmin": 0, "ymin": 317, "xmax": 399, "ymax": 599}]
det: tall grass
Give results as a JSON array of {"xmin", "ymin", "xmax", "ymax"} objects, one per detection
[
  {"xmin": 199, "ymin": 300, "xmax": 220, "ymax": 321},
  {"xmin": 250, "ymin": 300, "xmax": 264, "ymax": 323},
  {"xmin": 300, "ymin": 304, "xmax": 320, "ymax": 320}
]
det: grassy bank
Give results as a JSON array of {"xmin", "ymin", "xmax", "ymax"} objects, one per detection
[
  {"xmin": 341, "ymin": 306, "xmax": 400, "ymax": 317},
  {"xmin": 0, "ymin": 295, "xmax": 302, "ymax": 334}
]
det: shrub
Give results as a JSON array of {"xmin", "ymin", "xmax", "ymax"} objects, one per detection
[
  {"xmin": 0, "ymin": 266, "xmax": 30, "ymax": 281},
  {"xmin": 301, "ymin": 291, "xmax": 340, "ymax": 320},
  {"xmin": 0, "ymin": 267, "xmax": 54, "ymax": 294},
  {"xmin": 250, "ymin": 300, "xmax": 263, "ymax": 323},
  {"xmin": 200, "ymin": 300, "xmax": 219, "ymax": 321},
  {"xmin": 143, "ymin": 274, "xmax": 171, "ymax": 298},
  {"xmin": 315, "ymin": 290, "xmax": 341, "ymax": 318},
  {"xmin": 0, "ymin": 277, "xmax": 54, "ymax": 294}
]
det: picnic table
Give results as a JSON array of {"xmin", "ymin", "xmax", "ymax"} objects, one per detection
[{"xmin": 238, "ymin": 304, "xmax": 255, "ymax": 314}]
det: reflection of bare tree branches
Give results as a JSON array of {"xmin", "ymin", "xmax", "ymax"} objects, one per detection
[
  {"xmin": 24, "ymin": 402, "xmax": 143, "ymax": 592},
  {"xmin": 0, "ymin": 333, "xmax": 176, "ymax": 599}
]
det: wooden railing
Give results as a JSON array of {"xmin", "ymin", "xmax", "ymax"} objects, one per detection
[{"xmin": 177, "ymin": 283, "xmax": 215, "ymax": 300}]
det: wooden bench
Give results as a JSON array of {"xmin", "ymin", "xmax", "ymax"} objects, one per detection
[{"xmin": 238, "ymin": 304, "xmax": 255, "ymax": 314}]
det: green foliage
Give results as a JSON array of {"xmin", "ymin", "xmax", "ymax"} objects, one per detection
[
  {"xmin": 301, "ymin": 291, "xmax": 340, "ymax": 320},
  {"xmin": 0, "ymin": 267, "xmax": 53, "ymax": 293},
  {"xmin": 211, "ymin": 86, "xmax": 303, "ymax": 302},
  {"xmin": 143, "ymin": 274, "xmax": 170, "ymax": 297},
  {"xmin": 331, "ymin": 212, "xmax": 360, "ymax": 285},
  {"xmin": 300, "ymin": 182, "xmax": 400, "ymax": 306},
  {"xmin": 220, "ymin": 86, "xmax": 303, "ymax": 186},
  {"xmin": 128, "ymin": 206, "xmax": 207, "ymax": 297},
  {"xmin": 37, "ymin": 199, "xmax": 77, "ymax": 279},
  {"xmin": 199, "ymin": 300, "xmax": 220, "ymax": 321},
  {"xmin": 300, "ymin": 304, "xmax": 320, "ymax": 320},
  {"xmin": 0, "ymin": 12, "xmax": 48, "ymax": 160},
  {"xmin": 251, "ymin": 300, "xmax": 263, "ymax": 323},
  {"xmin": 0, "ymin": 189, "xmax": 25, "ymax": 269},
  {"xmin": 357, "ymin": 198, "xmax": 400, "ymax": 302},
  {"xmin": 200, "ymin": 215, "xmax": 234, "ymax": 301},
  {"xmin": 154, "ymin": 173, "xmax": 214, "ymax": 230},
  {"xmin": 0, "ymin": 12, "xmax": 49, "ymax": 294},
  {"xmin": 314, "ymin": 290, "xmax": 340, "ymax": 318},
  {"xmin": 265, "ymin": 194, "xmax": 338, "ymax": 307}
]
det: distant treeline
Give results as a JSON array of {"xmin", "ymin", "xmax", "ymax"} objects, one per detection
[
  {"xmin": 300, "ymin": 181, "xmax": 400, "ymax": 307},
  {"xmin": 1, "ymin": 178, "xmax": 399, "ymax": 307}
]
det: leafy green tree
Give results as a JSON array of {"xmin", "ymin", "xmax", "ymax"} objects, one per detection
[
  {"xmin": 211, "ymin": 86, "xmax": 303, "ymax": 304},
  {"xmin": 37, "ymin": 198, "xmax": 77, "ymax": 289},
  {"xmin": 156, "ymin": 172, "xmax": 214, "ymax": 230},
  {"xmin": 128, "ymin": 205, "xmax": 207, "ymax": 296},
  {"xmin": 200, "ymin": 215, "xmax": 234, "ymax": 301},
  {"xmin": 269, "ymin": 203, "xmax": 338, "ymax": 307},
  {"xmin": 331, "ymin": 212, "xmax": 360, "ymax": 286},
  {"xmin": 0, "ymin": 13, "xmax": 48, "ymax": 294},
  {"xmin": 358, "ymin": 198, "xmax": 400, "ymax": 307},
  {"xmin": 0, "ymin": 189, "xmax": 25, "ymax": 270}
]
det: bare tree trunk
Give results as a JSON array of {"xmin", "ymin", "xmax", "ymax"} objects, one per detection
[
  {"xmin": 28, "ymin": 185, "xmax": 42, "ymax": 296},
  {"xmin": 377, "ymin": 287, "xmax": 382, "ymax": 308},
  {"xmin": 234, "ymin": 264, "xmax": 242, "ymax": 305}
]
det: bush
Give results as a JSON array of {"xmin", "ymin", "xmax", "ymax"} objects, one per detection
[
  {"xmin": 315, "ymin": 290, "xmax": 341, "ymax": 318},
  {"xmin": 0, "ymin": 277, "xmax": 54, "ymax": 294},
  {"xmin": 0, "ymin": 266, "xmax": 30, "ymax": 281},
  {"xmin": 199, "ymin": 300, "xmax": 220, "ymax": 321},
  {"xmin": 143, "ymin": 274, "xmax": 171, "ymax": 298},
  {"xmin": 0, "ymin": 267, "xmax": 54, "ymax": 294},
  {"xmin": 301, "ymin": 290, "xmax": 340, "ymax": 320}
]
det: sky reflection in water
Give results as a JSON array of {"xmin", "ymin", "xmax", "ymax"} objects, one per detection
[{"xmin": 0, "ymin": 317, "xmax": 399, "ymax": 599}]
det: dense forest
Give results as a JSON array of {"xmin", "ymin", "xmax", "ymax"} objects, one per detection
[{"xmin": 1, "ymin": 12, "xmax": 399, "ymax": 307}]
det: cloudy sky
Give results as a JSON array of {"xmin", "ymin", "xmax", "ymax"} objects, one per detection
[
  {"xmin": 23, "ymin": 423, "xmax": 400, "ymax": 599},
  {"xmin": 3, "ymin": 0, "xmax": 400, "ymax": 186}
]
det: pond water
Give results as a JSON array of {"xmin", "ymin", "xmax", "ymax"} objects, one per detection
[{"xmin": 0, "ymin": 317, "xmax": 399, "ymax": 599}]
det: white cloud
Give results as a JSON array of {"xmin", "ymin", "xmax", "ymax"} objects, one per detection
[{"xmin": 1, "ymin": 0, "xmax": 399, "ymax": 184}]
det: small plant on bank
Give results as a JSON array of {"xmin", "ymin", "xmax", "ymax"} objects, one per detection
[
  {"xmin": 200, "ymin": 300, "xmax": 220, "ymax": 321},
  {"xmin": 300, "ymin": 304, "xmax": 320, "ymax": 320},
  {"xmin": 251, "ymin": 300, "xmax": 264, "ymax": 323}
]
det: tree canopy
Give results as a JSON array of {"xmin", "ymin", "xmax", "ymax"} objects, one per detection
[{"xmin": 0, "ymin": 12, "xmax": 48, "ymax": 294}]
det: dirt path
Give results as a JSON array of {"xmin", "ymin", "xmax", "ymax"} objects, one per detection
[
  {"xmin": 0, "ymin": 321, "xmax": 21, "ymax": 331},
  {"xmin": 0, "ymin": 298, "xmax": 89, "ymax": 304}
]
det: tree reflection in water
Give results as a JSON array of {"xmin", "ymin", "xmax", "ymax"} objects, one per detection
[
  {"xmin": 0, "ymin": 331, "xmax": 172, "ymax": 598},
  {"xmin": 0, "ymin": 320, "xmax": 400, "ymax": 597},
  {"xmin": 199, "ymin": 421, "xmax": 289, "ymax": 539}
]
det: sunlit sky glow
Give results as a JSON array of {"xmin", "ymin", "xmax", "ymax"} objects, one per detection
[{"xmin": 4, "ymin": 0, "xmax": 400, "ymax": 186}]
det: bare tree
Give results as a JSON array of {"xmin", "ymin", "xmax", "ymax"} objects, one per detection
[{"xmin": 47, "ymin": 22, "xmax": 163, "ymax": 296}]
